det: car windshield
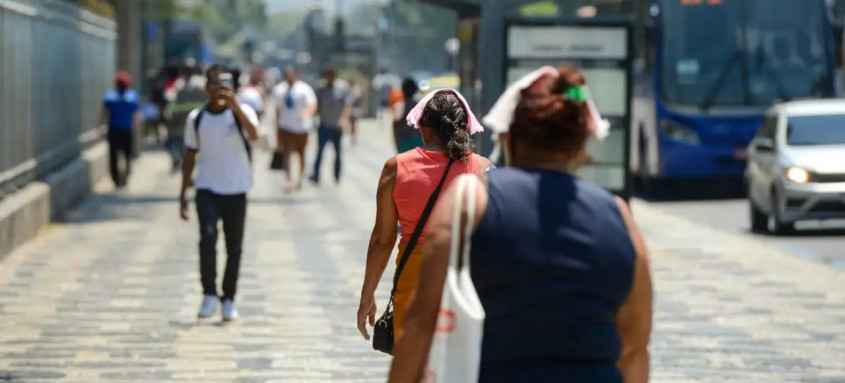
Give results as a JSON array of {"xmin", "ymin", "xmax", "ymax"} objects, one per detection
[
  {"xmin": 787, "ymin": 114, "xmax": 845, "ymax": 146},
  {"xmin": 661, "ymin": 0, "xmax": 832, "ymax": 108}
]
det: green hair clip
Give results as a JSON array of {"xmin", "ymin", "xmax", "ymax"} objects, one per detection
[{"xmin": 564, "ymin": 86, "xmax": 589, "ymax": 102}]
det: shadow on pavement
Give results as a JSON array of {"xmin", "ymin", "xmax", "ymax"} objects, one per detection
[
  {"xmin": 746, "ymin": 224, "xmax": 845, "ymax": 238},
  {"xmin": 62, "ymin": 192, "xmax": 322, "ymax": 224},
  {"xmin": 635, "ymin": 177, "xmax": 746, "ymax": 202},
  {"xmin": 762, "ymin": 228, "xmax": 845, "ymax": 238}
]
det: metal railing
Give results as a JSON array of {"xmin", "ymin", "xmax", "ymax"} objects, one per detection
[{"xmin": 0, "ymin": 0, "xmax": 116, "ymax": 199}]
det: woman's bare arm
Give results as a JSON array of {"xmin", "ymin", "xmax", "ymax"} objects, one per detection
[
  {"xmin": 614, "ymin": 197, "xmax": 653, "ymax": 383},
  {"xmin": 357, "ymin": 158, "xmax": 399, "ymax": 340},
  {"xmin": 388, "ymin": 175, "xmax": 488, "ymax": 383}
]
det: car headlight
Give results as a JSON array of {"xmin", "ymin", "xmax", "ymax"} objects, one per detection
[
  {"xmin": 660, "ymin": 119, "xmax": 700, "ymax": 145},
  {"xmin": 786, "ymin": 167, "xmax": 809, "ymax": 184}
]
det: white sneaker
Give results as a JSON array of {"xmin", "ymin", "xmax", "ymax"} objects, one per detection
[
  {"xmin": 222, "ymin": 299, "xmax": 238, "ymax": 322},
  {"xmin": 197, "ymin": 295, "xmax": 218, "ymax": 318}
]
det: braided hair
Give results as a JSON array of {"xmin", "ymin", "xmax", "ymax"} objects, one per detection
[{"xmin": 418, "ymin": 91, "xmax": 474, "ymax": 161}]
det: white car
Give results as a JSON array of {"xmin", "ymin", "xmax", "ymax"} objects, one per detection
[{"xmin": 747, "ymin": 99, "xmax": 845, "ymax": 235}]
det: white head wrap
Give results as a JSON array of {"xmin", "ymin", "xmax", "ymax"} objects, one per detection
[
  {"xmin": 482, "ymin": 66, "xmax": 610, "ymax": 141},
  {"xmin": 405, "ymin": 88, "xmax": 484, "ymax": 135}
]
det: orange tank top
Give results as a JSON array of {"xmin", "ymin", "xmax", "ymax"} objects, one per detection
[{"xmin": 393, "ymin": 147, "xmax": 480, "ymax": 244}]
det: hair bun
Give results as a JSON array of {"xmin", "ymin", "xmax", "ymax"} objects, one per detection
[{"xmin": 510, "ymin": 65, "xmax": 591, "ymax": 154}]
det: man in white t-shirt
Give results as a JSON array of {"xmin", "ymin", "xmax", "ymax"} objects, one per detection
[
  {"xmin": 272, "ymin": 66, "xmax": 317, "ymax": 191},
  {"xmin": 179, "ymin": 67, "xmax": 260, "ymax": 322}
]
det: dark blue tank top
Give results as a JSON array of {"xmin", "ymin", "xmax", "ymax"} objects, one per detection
[{"xmin": 470, "ymin": 167, "xmax": 635, "ymax": 382}]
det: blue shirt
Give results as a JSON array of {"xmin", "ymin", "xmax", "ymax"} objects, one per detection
[
  {"xmin": 470, "ymin": 168, "xmax": 635, "ymax": 383},
  {"xmin": 103, "ymin": 89, "xmax": 140, "ymax": 130}
]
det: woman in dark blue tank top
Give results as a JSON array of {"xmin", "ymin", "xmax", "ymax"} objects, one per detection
[{"xmin": 388, "ymin": 66, "xmax": 653, "ymax": 383}]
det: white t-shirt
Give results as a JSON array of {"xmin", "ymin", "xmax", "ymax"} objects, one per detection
[
  {"xmin": 273, "ymin": 80, "xmax": 317, "ymax": 133},
  {"xmin": 237, "ymin": 85, "xmax": 265, "ymax": 114},
  {"xmin": 184, "ymin": 105, "xmax": 259, "ymax": 195}
]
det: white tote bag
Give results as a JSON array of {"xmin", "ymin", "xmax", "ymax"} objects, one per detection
[{"xmin": 422, "ymin": 175, "xmax": 486, "ymax": 383}]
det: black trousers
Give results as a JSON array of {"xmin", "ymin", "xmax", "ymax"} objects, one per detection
[
  {"xmin": 196, "ymin": 189, "xmax": 247, "ymax": 301},
  {"xmin": 312, "ymin": 125, "xmax": 343, "ymax": 182},
  {"xmin": 107, "ymin": 128, "xmax": 133, "ymax": 186}
]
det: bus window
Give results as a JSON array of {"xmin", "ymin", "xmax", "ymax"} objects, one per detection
[{"xmin": 660, "ymin": 0, "xmax": 833, "ymax": 108}]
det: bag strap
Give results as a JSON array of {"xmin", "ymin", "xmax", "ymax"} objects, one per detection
[
  {"xmin": 193, "ymin": 108, "xmax": 204, "ymax": 148},
  {"xmin": 231, "ymin": 109, "xmax": 253, "ymax": 162},
  {"xmin": 390, "ymin": 157, "xmax": 456, "ymax": 298},
  {"xmin": 193, "ymin": 107, "xmax": 252, "ymax": 162},
  {"xmin": 449, "ymin": 175, "xmax": 478, "ymax": 271}
]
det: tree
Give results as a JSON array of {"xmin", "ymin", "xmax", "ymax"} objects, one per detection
[
  {"xmin": 195, "ymin": 0, "xmax": 268, "ymax": 43},
  {"xmin": 383, "ymin": 0, "xmax": 458, "ymax": 75}
]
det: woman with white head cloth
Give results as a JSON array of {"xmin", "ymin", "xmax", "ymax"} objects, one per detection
[
  {"xmin": 357, "ymin": 89, "xmax": 493, "ymax": 344},
  {"xmin": 387, "ymin": 66, "xmax": 653, "ymax": 383}
]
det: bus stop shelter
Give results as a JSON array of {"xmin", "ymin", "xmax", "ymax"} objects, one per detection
[{"xmin": 421, "ymin": 0, "xmax": 635, "ymax": 198}]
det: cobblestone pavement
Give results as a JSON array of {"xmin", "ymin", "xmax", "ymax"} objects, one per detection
[{"xmin": 1, "ymin": 120, "xmax": 844, "ymax": 382}]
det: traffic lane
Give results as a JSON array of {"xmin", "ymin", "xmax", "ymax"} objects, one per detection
[{"xmin": 649, "ymin": 199, "xmax": 845, "ymax": 268}]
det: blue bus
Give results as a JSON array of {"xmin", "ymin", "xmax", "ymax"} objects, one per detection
[{"xmin": 632, "ymin": 0, "xmax": 837, "ymax": 186}]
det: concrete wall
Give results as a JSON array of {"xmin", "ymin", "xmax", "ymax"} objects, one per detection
[
  {"xmin": 0, "ymin": 143, "xmax": 108, "ymax": 260},
  {"xmin": 0, "ymin": 0, "xmax": 117, "ymax": 260}
]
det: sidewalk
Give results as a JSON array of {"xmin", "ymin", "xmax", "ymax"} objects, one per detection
[
  {"xmin": 0, "ymin": 119, "xmax": 843, "ymax": 382},
  {"xmin": 637, "ymin": 202, "xmax": 845, "ymax": 382}
]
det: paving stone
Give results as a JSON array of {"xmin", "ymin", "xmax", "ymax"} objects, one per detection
[{"xmin": 0, "ymin": 119, "xmax": 843, "ymax": 381}]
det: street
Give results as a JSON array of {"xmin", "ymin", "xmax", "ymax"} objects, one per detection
[
  {"xmin": 653, "ymin": 199, "xmax": 845, "ymax": 269},
  {"xmin": 1, "ymin": 120, "xmax": 844, "ymax": 382}
]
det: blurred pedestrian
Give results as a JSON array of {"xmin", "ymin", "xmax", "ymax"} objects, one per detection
[
  {"xmin": 101, "ymin": 71, "xmax": 140, "ymax": 188},
  {"xmin": 349, "ymin": 80, "xmax": 364, "ymax": 145},
  {"xmin": 265, "ymin": 67, "xmax": 281, "ymax": 93},
  {"xmin": 373, "ymin": 68, "xmax": 399, "ymax": 117},
  {"xmin": 388, "ymin": 87, "xmax": 404, "ymax": 122},
  {"xmin": 237, "ymin": 71, "xmax": 266, "ymax": 119},
  {"xmin": 357, "ymin": 89, "xmax": 492, "ymax": 345},
  {"xmin": 179, "ymin": 67, "xmax": 260, "ymax": 322},
  {"xmin": 392, "ymin": 78, "xmax": 424, "ymax": 153},
  {"xmin": 168, "ymin": 62, "xmax": 206, "ymax": 173},
  {"xmin": 388, "ymin": 66, "xmax": 652, "ymax": 383},
  {"xmin": 273, "ymin": 66, "xmax": 317, "ymax": 191},
  {"xmin": 310, "ymin": 69, "xmax": 352, "ymax": 185},
  {"xmin": 150, "ymin": 64, "xmax": 179, "ymax": 143}
]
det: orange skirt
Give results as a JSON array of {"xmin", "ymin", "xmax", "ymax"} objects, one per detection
[{"xmin": 392, "ymin": 241, "xmax": 424, "ymax": 341}]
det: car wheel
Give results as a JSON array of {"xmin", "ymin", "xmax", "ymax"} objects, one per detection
[{"xmin": 767, "ymin": 190, "xmax": 795, "ymax": 235}]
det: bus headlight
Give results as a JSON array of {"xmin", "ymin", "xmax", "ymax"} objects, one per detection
[
  {"xmin": 660, "ymin": 119, "xmax": 701, "ymax": 145},
  {"xmin": 786, "ymin": 167, "xmax": 809, "ymax": 184}
]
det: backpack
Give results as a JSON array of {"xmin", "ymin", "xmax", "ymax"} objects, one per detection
[{"xmin": 193, "ymin": 108, "xmax": 252, "ymax": 162}]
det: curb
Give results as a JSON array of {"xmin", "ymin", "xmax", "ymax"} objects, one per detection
[{"xmin": 0, "ymin": 142, "xmax": 108, "ymax": 260}]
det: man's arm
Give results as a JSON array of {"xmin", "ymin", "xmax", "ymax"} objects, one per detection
[
  {"xmin": 339, "ymin": 88, "xmax": 352, "ymax": 128},
  {"xmin": 302, "ymin": 85, "xmax": 318, "ymax": 121},
  {"xmin": 180, "ymin": 111, "xmax": 199, "ymax": 221},
  {"xmin": 230, "ymin": 103, "xmax": 259, "ymax": 141},
  {"xmin": 179, "ymin": 150, "xmax": 196, "ymax": 221},
  {"xmin": 339, "ymin": 104, "xmax": 352, "ymax": 129},
  {"xmin": 221, "ymin": 88, "xmax": 259, "ymax": 140}
]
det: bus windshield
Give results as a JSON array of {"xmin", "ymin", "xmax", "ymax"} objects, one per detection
[{"xmin": 661, "ymin": 0, "xmax": 832, "ymax": 109}]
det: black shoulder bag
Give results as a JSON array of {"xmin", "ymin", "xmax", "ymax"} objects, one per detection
[{"xmin": 373, "ymin": 158, "xmax": 456, "ymax": 355}]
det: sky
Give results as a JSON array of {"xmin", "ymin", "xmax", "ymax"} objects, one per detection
[{"xmin": 265, "ymin": 0, "xmax": 378, "ymax": 14}]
